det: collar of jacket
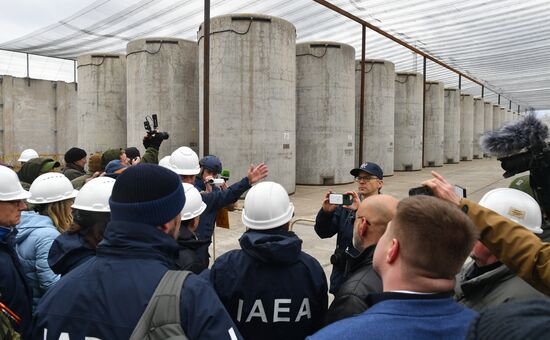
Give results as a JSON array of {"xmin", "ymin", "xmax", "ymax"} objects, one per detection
[
  {"xmin": 458, "ymin": 261, "xmax": 515, "ymax": 296},
  {"xmin": 345, "ymin": 244, "xmax": 376, "ymax": 277},
  {"xmin": 64, "ymin": 162, "xmax": 85, "ymax": 173},
  {"xmin": 96, "ymin": 220, "xmax": 180, "ymax": 267}
]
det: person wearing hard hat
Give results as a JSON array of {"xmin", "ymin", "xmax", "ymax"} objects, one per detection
[
  {"xmin": 454, "ymin": 188, "xmax": 546, "ymax": 310},
  {"xmin": 176, "ymin": 183, "xmax": 210, "ymax": 274},
  {"xmin": 62, "ymin": 147, "xmax": 88, "ymax": 181},
  {"xmin": 162, "ymin": 146, "xmax": 268, "ymax": 264},
  {"xmin": 315, "ymin": 161, "xmax": 384, "ymax": 294},
  {"xmin": 18, "ymin": 148, "xmax": 39, "ymax": 166},
  {"xmin": 32, "ymin": 164, "xmax": 241, "ymax": 339},
  {"xmin": 423, "ymin": 171, "xmax": 550, "ymax": 296},
  {"xmin": 0, "ymin": 165, "xmax": 33, "ymax": 339},
  {"xmin": 48, "ymin": 177, "xmax": 115, "ymax": 276},
  {"xmin": 15, "ymin": 173, "xmax": 78, "ymax": 310},
  {"xmin": 209, "ymin": 181, "xmax": 328, "ymax": 340}
]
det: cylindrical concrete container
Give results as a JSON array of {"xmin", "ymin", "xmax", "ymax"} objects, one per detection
[
  {"xmin": 483, "ymin": 101, "xmax": 493, "ymax": 133},
  {"xmin": 198, "ymin": 14, "xmax": 296, "ymax": 193},
  {"xmin": 355, "ymin": 59, "xmax": 395, "ymax": 175},
  {"xmin": 460, "ymin": 94, "xmax": 474, "ymax": 161},
  {"xmin": 473, "ymin": 98, "xmax": 484, "ymax": 159},
  {"xmin": 505, "ymin": 109, "xmax": 513, "ymax": 125},
  {"xmin": 296, "ymin": 42, "xmax": 355, "ymax": 185},
  {"xmin": 126, "ymin": 38, "xmax": 198, "ymax": 157},
  {"xmin": 394, "ymin": 72, "xmax": 423, "ymax": 171},
  {"xmin": 492, "ymin": 105, "xmax": 501, "ymax": 131},
  {"xmin": 444, "ymin": 88, "xmax": 460, "ymax": 164},
  {"xmin": 423, "ymin": 81, "xmax": 444, "ymax": 167},
  {"xmin": 499, "ymin": 107, "xmax": 507, "ymax": 129},
  {"xmin": 77, "ymin": 53, "xmax": 127, "ymax": 153}
]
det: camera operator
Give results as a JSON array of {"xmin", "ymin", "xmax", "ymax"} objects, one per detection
[
  {"xmin": 314, "ymin": 162, "xmax": 384, "ymax": 294},
  {"xmin": 423, "ymin": 171, "xmax": 550, "ymax": 296}
]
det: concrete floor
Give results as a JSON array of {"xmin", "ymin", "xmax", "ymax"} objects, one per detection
[{"xmin": 209, "ymin": 157, "xmax": 519, "ymax": 283}]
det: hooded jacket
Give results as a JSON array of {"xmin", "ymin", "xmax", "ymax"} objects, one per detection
[
  {"xmin": 314, "ymin": 206, "xmax": 355, "ymax": 294},
  {"xmin": 460, "ymin": 198, "xmax": 550, "ymax": 295},
  {"xmin": 0, "ymin": 227, "xmax": 32, "ymax": 339},
  {"xmin": 325, "ymin": 245, "xmax": 383, "ymax": 325},
  {"xmin": 455, "ymin": 260, "xmax": 547, "ymax": 311},
  {"xmin": 210, "ymin": 229, "xmax": 328, "ymax": 340},
  {"xmin": 17, "ymin": 158, "xmax": 58, "ymax": 190},
  {"xmin": 15, "ymin": 212, "xmax": 60, "ymax": 309},
  {"xmin": 48, "ymin": 232, "xmax": 95, "ymax": 276},
  {"xmin": 176, "ymin": 227, "xmax": 211, "ymax": 274},
  {"xmin": 32, "ymin": 220, "xmax": 241, "ymax": 340}
]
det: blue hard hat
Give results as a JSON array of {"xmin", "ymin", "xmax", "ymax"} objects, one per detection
[{"xmin": 199, "ymin": 155, "xmax": 222, "ymax": 174}]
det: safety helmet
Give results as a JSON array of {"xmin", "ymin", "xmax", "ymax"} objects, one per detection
[
  {"xmin": 479, "ymin": 188, "xmax": 542, "ymax": 234},
  {"xmin": 72, "ymin": 177, "xmax": 115, "ymax": 212},
  {"xmin": 242, "ymin": 181, "xmax": 294, "ymax": 230},
  {"xmin": 180, "ymin": 183, "xmax": 207, "ymax": 220},
  {"xmin": 18, "ymin": 149, "xmax": 39, "ymax": 162},
  {"xmin": 0, "ymin": 166, "xmax": 31, "ymax": 201},
  {"xmin": 158, "ymin": 156, "xmax": 173, "ymax": 170},
  {"xmin": 168, "ymin": 147, "xmax": 200, "ymax": 175},
  {"xmin": 200, "ymin": 155, "xmax": 222, "ymax": 174},
  {"xmin": 27, "ymin": 173, "xmax": 78, "ymax": 204}
]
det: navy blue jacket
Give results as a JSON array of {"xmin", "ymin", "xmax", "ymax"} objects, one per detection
[
  {"xmin": 0, "ymin": 227, "xmax": 32, "ymax": 340},
  {"xmin": 48, "ymin": 232, "xmax": 94, "ymax": 275},
  {"xmin": 314, "ymin": 207, "xmax": 355, "ymax": 294},
  {"xmin": 195, "ymin": 177, "xmax": 251, "ymax": 241},
  {"xmin": 210, "ymin": 229, "xmax": 328, "ymax": 340},
  {"xmin": 32, "ymin": 221, "xmax": 242, "ymax": 340}
]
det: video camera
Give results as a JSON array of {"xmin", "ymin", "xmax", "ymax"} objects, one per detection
[
  {"xmin": 481, "ymin": 114, "xmax": 550, "ymax": 216},
  {"xmin": 144, "ymin": 114, "xmax": 169, "ymax": 140}
]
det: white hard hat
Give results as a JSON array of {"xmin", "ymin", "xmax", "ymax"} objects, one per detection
[
  {"xmin": 27, "ymin": 173, "xmax": 78, "ymax": 204},
  {"xmin": 158, "ymin": 156, "xmax": 173, "ymax": 170},
  {"xmin": 180, "ymin": 183, "xmax": 207, "ymax": 220},
  {"xmin": 0, "ymin": 166, "xmax": 31, "ymax": 201},
  {"xmin": 18, "ymin": 149, "xmax": 39, "ymax": 162},
  {"xmin": 479, "ymin": 188, "xmax": 543, "ymax": 234},
  {"xmin": 72, "ymin": 177, "xmax": 115, "ymax": 212},
  {"xmin": 169, "ymin": 147, "xmax": 200, "ymax": 175},
  {"xmin": 242, "ymin": 181, "xmax": 294, "ymax": 230}
]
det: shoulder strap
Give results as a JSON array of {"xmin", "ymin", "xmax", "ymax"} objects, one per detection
[{"xmin": 130, "ymin": 270, "xmax": 191, "ymax": 340}]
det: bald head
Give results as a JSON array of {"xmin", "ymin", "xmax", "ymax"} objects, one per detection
[{"xmin": 353, "ymin": 194, "xmax": 399, "ymax": 252}]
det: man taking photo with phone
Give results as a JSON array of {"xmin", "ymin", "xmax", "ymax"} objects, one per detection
[{"xmin": 314, "ymin": 162, "xmax": 384, "ymax": 294}]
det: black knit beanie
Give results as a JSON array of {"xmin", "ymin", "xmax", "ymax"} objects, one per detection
[
  {"xmin": 467, "ymin": 299, "xmax": 550, "ymax": 340},
  {"xmin": 125, "ymin": 147, "xmax": 141, "ymax": 160},
  {"xmin": 109, "ymin": 164, "xmax": 185, "ymax": 226},
  {"xmin": 64, "ymin": 147, "xmax": 87, "ymax": 164}
]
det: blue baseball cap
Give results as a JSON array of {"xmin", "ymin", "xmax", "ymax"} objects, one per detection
[{"xmin": 350, "ymin": 162, "xmax": 383, "ymax": 179}]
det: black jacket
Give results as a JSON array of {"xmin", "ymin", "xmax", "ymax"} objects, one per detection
[
  {"xmin": 176, "ymin": 227, "xmax": 211, "ymax": 274},
  {"xmin": 325, "ymin": 244, "xmax": 382, "ymax": 325}
]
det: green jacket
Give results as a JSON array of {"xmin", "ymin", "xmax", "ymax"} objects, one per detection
[
  {"xmin": 140, "ymin": 147, "xmax": 158, "ymax": 165},
  {"xmin": 460, "ymin": 198, "xmax": 550, "ymax": 296},
  {"xmin": 17, "ymin": 157, "xmax": 58, "ymax": 190}
]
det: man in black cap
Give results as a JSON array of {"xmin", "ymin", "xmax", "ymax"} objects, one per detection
[
  {"xmin": 62, "ymin": 147, "xmax": 87, "ymax": 181},
  {"xmin": 33, "ymin": 164, "xmax": 241, "ymax": 339},
  {"xmin": 314, "ymin": 162, "xmax": 384, "ymax": 294}
]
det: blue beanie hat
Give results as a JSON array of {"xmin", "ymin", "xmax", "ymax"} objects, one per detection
[{"xmin": 109, "ymin": 164, "xmax": 185, "ymax": 226}]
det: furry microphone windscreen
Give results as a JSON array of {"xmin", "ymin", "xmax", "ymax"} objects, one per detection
[{"xmin": 480, "ymin": 114, "xmax": 548, "ymax": 157}]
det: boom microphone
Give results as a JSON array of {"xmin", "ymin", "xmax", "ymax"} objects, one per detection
[{"xmin": 480, "ymin": 114, "xmax": 548, "ymax": 157}]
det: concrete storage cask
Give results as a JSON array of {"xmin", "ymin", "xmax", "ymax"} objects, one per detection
[
  {"xmin": 355, "ymin": 59, "xmax": 395, "ymax": 175},
  {"xmin": 126, "ymin": 38, "xmax": 198, "ymax": 157},
  {"xmin": 492, "ymin": 104, "xmax": 501, "ymax": 131},
  {"xmin": 483, "ymin": 101, "xmax": 493, "ymax": 133},
  {"xmin": 77, "ymin": 53, "xmax": 127, "ymax": 153},
  {"xmin": 198, "ymin": 14, "xmax": 296, "ymax": 193},
  {"xmin": 296, "ymin": 42, "xmax": 355, "ymax": 185},
  {"xmin": 394, "ymin": 72, "xmax": 423, "ymax": 171},
  {"xmin": 444, "ymin": 88, "xmax": 460, "ymax": 164},
  {"xmin": 423, "ymin": 81, "xmax": 444, "ymax": 167},
  {"xmin": 460, "ymin": 94, "xmax": 474, "ymax": 161},
  {"xmin": 473, "ymin": 98, "xmax": 485, "ymax": 159}
]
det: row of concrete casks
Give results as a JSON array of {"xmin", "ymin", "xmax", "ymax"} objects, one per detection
[{"xmin": 75, "ymin": 13, "xmax": 521, "ymax": 194}]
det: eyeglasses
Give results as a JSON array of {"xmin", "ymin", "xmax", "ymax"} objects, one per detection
[{"xmin": 354, "ymin": 175, "xmax": 378, "ymax": 182}]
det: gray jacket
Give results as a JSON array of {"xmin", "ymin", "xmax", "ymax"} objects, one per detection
[{"xmin": 455, "ymin": 261, "xmax": 546, "ymax": 311}]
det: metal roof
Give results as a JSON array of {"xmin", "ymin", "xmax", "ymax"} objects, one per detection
[{"xmin": 1, "ymin": 0, "xmax": 549, "ymax": 110}]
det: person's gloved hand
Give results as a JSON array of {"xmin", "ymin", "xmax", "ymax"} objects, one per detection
[{"xmin": 143, "ymin": 133, "xmax": 164, "ymax": 150}]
